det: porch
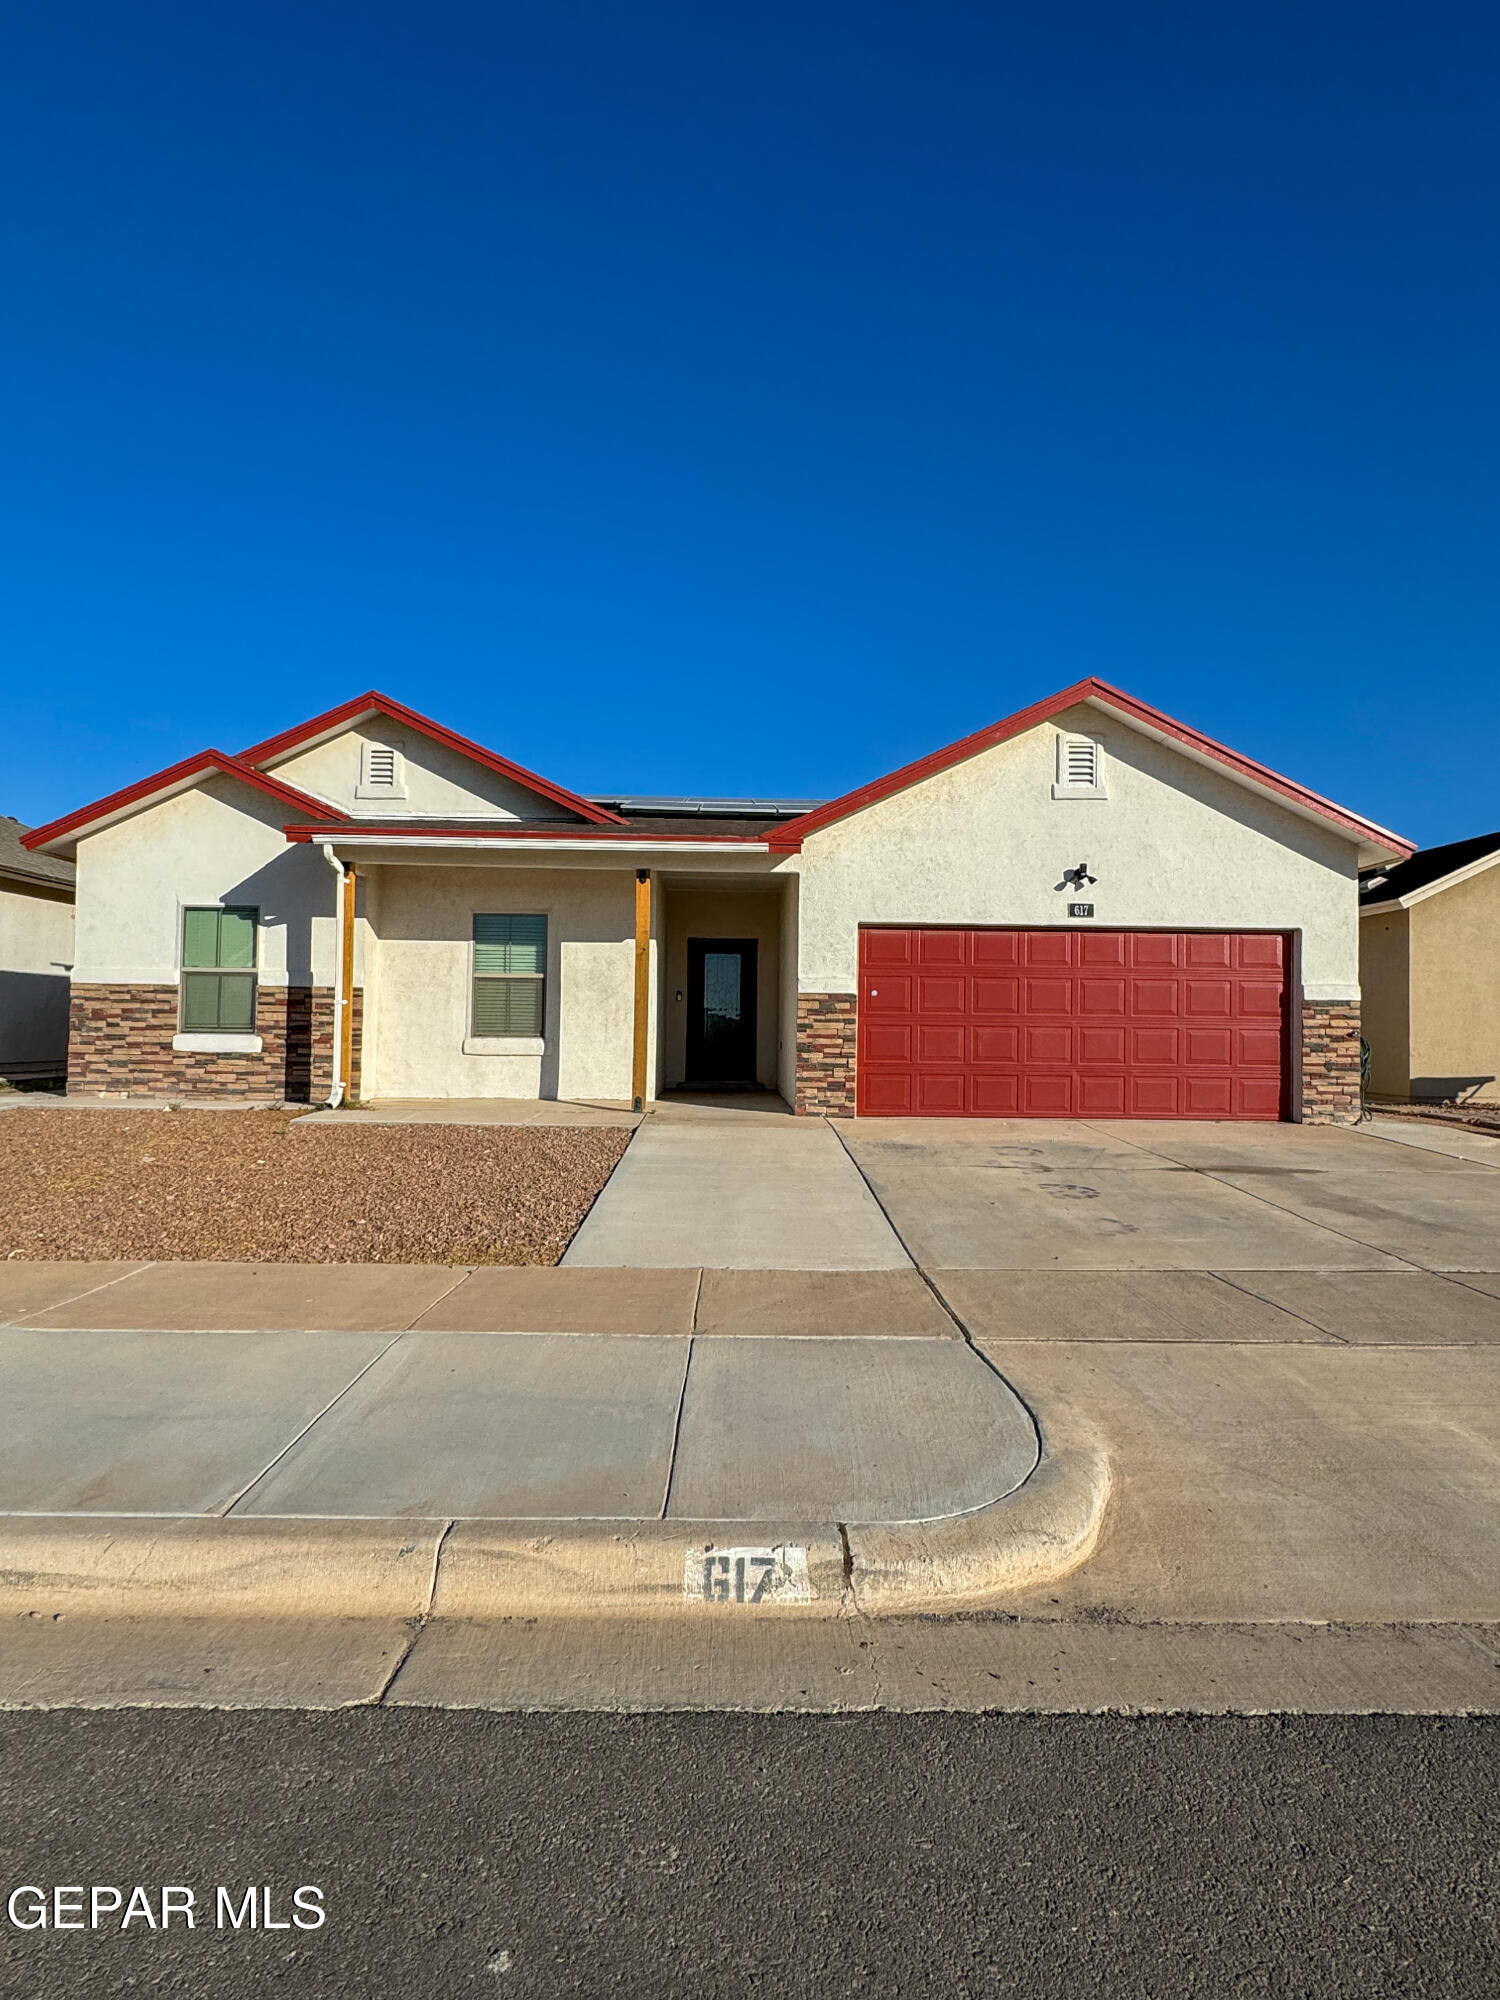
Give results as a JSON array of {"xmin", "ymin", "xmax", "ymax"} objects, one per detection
[{"xmin": 327, "ymin": 837, "xmax": 799, "ymax": 1109}]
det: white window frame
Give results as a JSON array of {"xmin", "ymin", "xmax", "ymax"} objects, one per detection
[
  {"xmin": 356, "ymin": 739, "xmax": 407, "ymax": 802},
  {"xmin": 1051, "ymin": 732, "xmax": 1108, "ymax": 800},
  {"xmin": 463, "ymin": 910, "xmax": 549, "ymax": 1056},
  {"xmin": 173, "ymin": 900, "xmax": 264, "ymax": 1051}
]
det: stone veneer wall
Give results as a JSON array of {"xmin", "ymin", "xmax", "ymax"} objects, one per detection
[
  {"xmin": 67, "ymin": 984, "xmax": 362, "ymax": 1103},
  {"xmin": 794, "ymin": 993, "xmax": 858, "ymax": 1117},
  {"xmin": 1299, "ymin": 998, "xmax": 1361, "ymax": 1125}
]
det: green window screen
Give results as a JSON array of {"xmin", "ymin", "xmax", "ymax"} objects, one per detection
[
  {"xmin": 473, "ymin": 914, "xmax": 546, "ymax": 1037},
  {"xmin": 181, "ymin": 907, "xmax": 258, "ymax": 1032}
]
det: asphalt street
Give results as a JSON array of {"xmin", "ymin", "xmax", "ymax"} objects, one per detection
[{"xmin": 0, "ymin": 1711, "xmax": 1495, "ymax": 1998}]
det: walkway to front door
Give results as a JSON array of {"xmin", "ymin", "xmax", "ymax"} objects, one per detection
[{"xmin": 563, "ymin": 1117, "xmax": 911, "ymax": 1270}]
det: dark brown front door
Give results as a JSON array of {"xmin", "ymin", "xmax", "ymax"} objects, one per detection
[{"xmin": 686, "ymin": 939, "xmax": 758, "ymax": 1086}]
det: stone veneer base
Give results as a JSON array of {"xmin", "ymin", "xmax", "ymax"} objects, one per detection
[
  {"xmin": 1298, "ymin": 997, "xmax": 1361, "ymax": 1125},
  {"xmin": 67, "ymin": 984, "xmax": 362, "ymax": 1103},
  {"xmin": 795, "ymin": 992, "xmax": 858, "ymax": 1117}
]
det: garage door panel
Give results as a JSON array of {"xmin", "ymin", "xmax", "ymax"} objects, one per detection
[
  {"xmin": 1023, "ymin": 1074, "xmax": 1074, "ymax": 1114},
  {"xmin": 971, "ymin": 932, "xmax": 1021, "ymax": 967},
  {"xmin": 1183, "ymin": 1027, "xmax": 1231, "ymax": 1066},
  {"xmin": 1079, "ymin": 1026, "xmax": 1126, "ymax": 1064},
  {"xmin": 1131, "ymin": 934, "xmax": 1180, "ymax": 968},
  {"xmin": 1237, "ymin": 980, "xmax": 1285, "ymax": 1018},
  {"xmin": 1025, "ymin": 1024, "xmax": 1072, "ymax": 1063},
  {"xmin": 1079, "ymin": 978, "xmax": 1126, "ymax": 1014},
  {"xmin": 863, "ymin": 1023, "xmax": 912, "ymax": 1064},
  {"xmin": 1184, "ymin": 934, "xmax": 1232, "ymax": 968},
  {"xmin": 1132, "ymin": 980, "xmax": 1180, "ymax": 1016},
  {"xmin": 971, "ymin": 977, "xmax": 1020, "ymax": 1015},
  {"xmin": 1131, "ymin": 1074, "xmax": 1181, "ymax": 1115},
  {"xmin": 972, "ymin": 1025, "xmax": 1020, "ymax": 1064},
  {"xmin": 918, "ymin": 930, "xmax": 967, "ymax": 967},
  {"xmin": 861, "ymin": 1072, "xmax": 914, "ymax": 1113},
  {"xmin": 1237, "ymin": 934, "xmax": 1284, "ymax": 969},
  {"xmin": 1079, "ymin": 932, "xmax": 1127, "ymax": 966},
  {"xmin": 1239, "ymin": 1078, "xmax": 1285, "ymax": 1117},
  {"xmin": 1133, "ymin": 1026, "xmax": 1181, "ymax": 1065},
  {"xmin": 863, "ymin": 929, "xmax": 914, "ymax": 968},
  {"xmin": 916, "ymin": 1072, "xmax": 966, "ymax": 1114},
  {"xmin": 917, "ymin": 1024, "xmax": 966, "ymax": 1064},
  {"xmin": 917, "ymin": 975, "xmax": 965, "ymax": 1012},
  {"xmin": 1237, "ymin": 1027, "xmax": 1283, "ymax": 1067},
  {"xmin": 1184, "ymin": 980, "xmax": 1232, "ymax": 1017},
  {"xmin": 1185, "ymin": 1075, "xmax": 1234, "ymax": 1116},
  {"xmin": 857, "ymin": 929, "xmax": 1287, "ymax": 1120},
  {"xmin": 1078, "ymin": 1074, "xmax": 1127, "ymax": 1113},
  {"xmin": 864, "ymin": 973, "xmax": 911, "ymax": 1013},
  {"xmin": 971, "ymin": 1074, "xmax": 1021, "ymax": 1115}
]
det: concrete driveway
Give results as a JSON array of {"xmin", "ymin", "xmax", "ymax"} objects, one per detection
[{"xmin": 837, "ymin": 1117, "xmax": 1500, "ymax": 1273}]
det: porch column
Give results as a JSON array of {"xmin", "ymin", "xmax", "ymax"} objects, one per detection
[
  {"xmin": 339, "ymin": 861, "xmax": 357, "ymax": 1104},
  {"xmin": 632, "ymin": 868, "xmax": 651, "ymax": 1113}
]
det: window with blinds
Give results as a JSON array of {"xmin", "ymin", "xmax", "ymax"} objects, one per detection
[
  {"xmin": 472, "ymin": 914, "xmax": 547, "ymax": 1037},
  {"xmin": 180, "ymin": 906, "xmax": 258, "ymax": 1031},
  {"xmin": 1053, "ymin": 734, "xmax": 1106, "ymax": 797}
]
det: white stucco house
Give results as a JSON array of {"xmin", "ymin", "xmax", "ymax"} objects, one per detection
[{"xmin": 22, "ymin": 681, "xmax": 1411, "ymax": 1121}]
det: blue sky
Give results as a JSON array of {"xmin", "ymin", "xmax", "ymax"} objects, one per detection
[{"xmin": 4, "ymin": 1, "xmax": 1497, "ymax": 845}]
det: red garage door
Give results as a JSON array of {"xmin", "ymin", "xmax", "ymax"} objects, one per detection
[{"xmin": 857, "ymin": 929, "xmax": 1288, "ymax": 1119}]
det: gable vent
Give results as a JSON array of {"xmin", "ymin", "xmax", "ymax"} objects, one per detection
[
  {"xmin": 1053, "ymin": 733, "xmax": 1106, "ymax": 798},
  {"xmin": 357, "ymin": 740, "xmax": 406, "ymax": 800}
]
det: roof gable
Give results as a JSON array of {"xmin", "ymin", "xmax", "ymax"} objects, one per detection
[
  {"xmin": 21, "ymin": 752, "xmax": 346, "ymax": 859},
  {"xmin": 240, "ymin": 692, "xmax": 624, "ymax": 826},
  {"xmin": 766, "ymin": 678, "xmax": 1413, "ymax": 867}
]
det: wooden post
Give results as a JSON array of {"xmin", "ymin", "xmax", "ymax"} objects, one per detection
[
  {"xmin": 339, "ymin": 861, "xmax": 357, "ymax": 1104},
  {"xmin": 632, "ymin": 868, "xmax": 651, "ymax": 1113}
]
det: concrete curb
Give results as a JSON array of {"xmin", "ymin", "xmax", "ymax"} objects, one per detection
[
  {"xmin": 0, "ymin": 1418, "xmax": 1108, "ymax": 1621},
  {"xmin": 846, "ymin": 1400, "xmax": 1112, "ymax": 1617}
]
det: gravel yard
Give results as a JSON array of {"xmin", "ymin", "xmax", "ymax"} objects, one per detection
[{"xmin": 0, "ymin": 1109, "xmax": 633, "ymax": 1265}]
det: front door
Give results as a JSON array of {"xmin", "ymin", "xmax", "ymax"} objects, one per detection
[{"xmin": 686, "ymin": 939, "xmax": 758, "ymax": 1086}]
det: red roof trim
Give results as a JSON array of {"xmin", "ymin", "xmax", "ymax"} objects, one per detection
[
  {"xmin": 239, "ymin": 691, "xmax": 626, "ymax": 826},
  {"xmin": 765, "ymin": 678, "xmax": 1414, "ymax": 857},
  {"xmin": 22, "ymin": 753, "xmax": 349, "ymax": 853},
  {"xmin": 282, "ymin": 823, "xmax": 768, "ymax": 846}
]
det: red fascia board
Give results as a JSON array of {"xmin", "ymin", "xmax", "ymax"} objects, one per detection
[
  {"xmin": 765, "ymin": 678, "xmax": 1414, "ymax": 857},
  {"xmin": 282, "ymin": 823, "xmax": 768, "ymax": 845},
  {"xmin": 239, "ymin": 691, "xmax": 626, "ymax": 827},
  {"xmin": 22, "ymin": 753, "xmax": 348, "ymax": 853}
]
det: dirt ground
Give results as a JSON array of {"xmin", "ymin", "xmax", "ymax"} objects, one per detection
[{"xmin": 0, "ymin": 1109, "xmax": 632, "ymax": 1265}]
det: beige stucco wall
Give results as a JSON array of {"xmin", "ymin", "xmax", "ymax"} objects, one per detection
[
  {"xmin": 71, "ymin": 779, "xmax": 359, "ymax": 990},
  {"xmin": 794, "ymin": 705, "xmax": 1362, "ymax": 997},
  {"xmin": 778, "ymin": 873, "xmax": 799, "ymax": 1105},
  {"xmin": 660, "ymin": 887, "xmax": 783, "ymax": 1089},
  {"xmin": 1406, "ymin": 862, "xmax": 1500, "ymax": 1103},
  {"xmin": 270, "ymin": 722, "xmax": 573, "ymax": 821},
  {"xmin": 1358, "ymin": 909, "xmax": 1410, "ymax": 1098},
  {"xmin": 0, "ymin": 882, "xmax": 74, "ymax": 1069},
  {"xmin": 366, "ymin": 863, "xmax": 653, "ymax": 1101}
]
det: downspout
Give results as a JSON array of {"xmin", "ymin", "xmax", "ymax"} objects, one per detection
[{"xmin": 319, "ymin": 842, "xmax": 347, "ymax": 1108}]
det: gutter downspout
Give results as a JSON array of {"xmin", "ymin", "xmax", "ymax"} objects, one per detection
[{"xmin": 320, "ymin": 842, "xmax": 347, "ymax": 1108}]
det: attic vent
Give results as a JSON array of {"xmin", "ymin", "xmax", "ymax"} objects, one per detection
[
  {"xmin": 1052, "ymin": 733, "xmax": 1106, "ymax": 799},
  {"xmin": 357, "ymin": 740, "xmax": 406, "ymax": 801}
]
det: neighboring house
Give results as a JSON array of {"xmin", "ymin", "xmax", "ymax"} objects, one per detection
[
  {"xmin": 0, "ymin": 815, "xmax": 75, "ymax": 1083},
  {"xmin": 22, "ymin": 680, "xmax": 1410, "ymax": 1122},
  {"xmin": 1359, "ymin": 832, "xmax": 1500, "ymax": 1107}
]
